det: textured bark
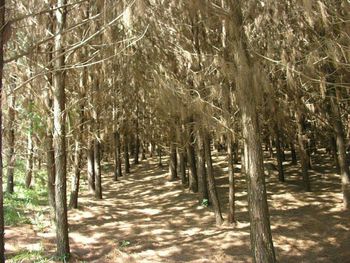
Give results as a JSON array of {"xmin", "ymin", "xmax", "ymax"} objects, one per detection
[
  {"xmin": 203, "ymin": 131, "xmax": 223, "ymax": 225},
  {"xmin": 94, "ymin": 139, "xmax": 102, "ymax": 199},
  {"xmin": 168, "ymin": 143, "xmax": 177, "ymax": 181},
  {"xmin": 114, "ymin": 131, "xmax": 122, "ymax": 180},
  {"xmin": 157, "ymin": 146, "xmax": 162, "ymax": 167},
  {"xmin": 178, "ymin": 147, "xmax": 187, "ymax": 185},
  {"xmin": 296, "ymin": 109, "xmax": 311, "ymax": 192},
  {"xmin": 6, "ymin": 84, "xmax": 15, "ymax": 193},
  {"xmin": 227, "ymin": 133, "xmax": 235, "ymax": 224},
  {"xmin": 197, "ymin": 131, "xmax": 209, "ymax": 202},
  {"xmin": 53, "ymin": 0, "xmax": 70, "ymax": 257},
  {"xmin": 290, "ymin": 142, "xmax": 297, "ymax": 165},
  {"xmin": 0, "ymin": 0, "xmax": 6, "ymax": 260},
  {"xmin": 134, "ymin": 133, "xmax": 140, "ymax": 165}
]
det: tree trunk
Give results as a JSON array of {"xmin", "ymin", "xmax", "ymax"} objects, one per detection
[
  {"xmin": 290, "ymin": 141, "xmax": 297, "ymax": 165},
  {"xmin": 330, "ymin": 136, "xmax": 340, "ymax": 171},
  {"xmin": 203, "ymin": 131, "xmax": 223, "ymax": 225},
  {"xmin": 53, "ymin": 0, "xmax": 70, "ymax": 257},
  {"xmin": 197, "ymin": 131, "xmax": 209, "ymax": 203},
  {"xmin": 157, "ymin": 145, "xmax": 162, "ymax": 167},
  {"xmin": 87, "ymin": 140, "xmax": 95, "ymax": 192},
  {"xmin": 178, "ymin": 147, "xmax": 187, "ymax": 185},
  {"xmin": 0, "ymin": 0, "xmax": 6, "ymax": 259},
  {"xmin": 274, "ymin": 125, "xmax": 284, "ymax": 182},
  {"xmin": 187, "ymin": 124, "xmax": 198, "ymax": 192},
  {"xmin": 141, "ymin": 141, "xmax": 146, "ymax": 160},
  {"xmin": 94, "ymin": 139, "xmax": 102, "ymax": 199},
  {"xmin": 296, "ymin": 109, "xmax": 311, "ymax": 191},
  {"xmin": 330, "ymin": 97, "xmax": 350, "ymax": 210},
  {"xmin": 134, "ymin": 133, "xmax": 140, "ymax": 165},
  {"xmin": 168, "ymin": 143, "xmax": 177, "ymax": 181},
  {"xmin": 25, "ymin": 122, "xmax": 34, "ymax": 188},
  {"xmin": 114, "ymin": 131, "xmax": 122, "ymax": 180},
  {"xmin": 6, "ymin": 83, "xmax": 15, "ymax": 193},
  {"xmin": 124, "ymin": 134, "xmax": 130, "ymax": 174},
  {"xmin": 227, "ymin": 133, "xmax": 235, "ymax": 224}
]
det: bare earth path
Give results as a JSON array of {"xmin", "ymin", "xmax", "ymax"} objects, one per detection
[{"xmin": 6, "ymin": 152, "xmax": 350, "ymax": 262}]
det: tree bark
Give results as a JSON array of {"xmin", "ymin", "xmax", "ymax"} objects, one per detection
[
  {"xmin": 274, "ymin": 125, "xmax": 284, "ymax": 182},
  {"xmin": 53, "ymin": 0, "xmax": 70, "ymax": 257},
  {"xmin": 87, "ymin": 139, "xmax": 95, "ymax": 192},
  {"xmin": 168, "ymin": 142, "xmax": 177, "ymax": 181},
  {"xmin": 290, "ymin": 141, "xmax": 297, "ymax": 165},
  {"xmin": 178, "ymin": 147, "xmax": 187, "ymax": 185},
  {"xmin": 6, "ymin": 81, "xmax": 15, "ymax": 193},
  {"xmin": 25, "ymin": 120, "xmax": 34, "ymax": 188},
  {"xmin": 227, "ymin": 133, "xmax": 235, "ymax": 224},
  {"xmin": 296, "ymin": 109, "xmax": 311, "ymax": 191},
  {"xmin": 0, "ymin": 0, "xmax": 6, "ymax": 260},
  {"xmin": 187, "ymin": 122, "xmax": 198, "ymax": 192},
  {"xmin": 203, "ymin": 131, "xmax": 223, "ymax": 225},
  {"xmin": 94, "ymin": 139, "xmax": 102, "ymax": 199},
  {"xmin": 124, "ymin": 133, "xmax": 130, "ymax": 174},
  {"xmin": 114, "ymin": 131, "xmax": 122, "ymax": 180},
  {"xmin": 197, "ymin": 130, "xmax": 209, "ymax": 202}
]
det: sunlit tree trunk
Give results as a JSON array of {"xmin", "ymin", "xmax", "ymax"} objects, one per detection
[
  {"xmin": 197, "ymin": 130, "xmax": 209, "ymax": 203},
  {"xmin": 227, "ymin": 133, "xmax": 235, "ymax": 223},
  {"xmin": 94, "ymin": 139, "xmax": 102, "ymax": 199},
  {"xmin": 168, "ymin": 142, "xmax": 177, "ymax": 181},
  {"xmin": 25, "ymin": 118, "xmax": 34, "ymax": 188},
  {"xmin": 187, "ymin": 120, "xmax": 198, "ymax": 192},
  {"xmin": 53, "ymin": 0, "xmax": 70, "ymax": 256},
  {"xmin": 87, "ymin": 139, "xmax": 95, "ymax": 192}
]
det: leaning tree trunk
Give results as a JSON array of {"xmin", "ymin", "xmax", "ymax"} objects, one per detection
[
  {"xmin": 197, "ymin": 130, "xmax": 209, "ymax": 203},
  {"xmin": 6, "ymin": 81, "xmax": 16, "ymax": 194},
  {"xmin": 0, "ymin": 0, "xmax": 6, "ymax": 260},
  {"xmin": 53, "ymin": 0, "xmax": 70, "ymax": 257},
  {"xmin": 227, "ymin": 133, "xmax": 235, "ymax": 224},
  {"xmin": 203, "ymin": 131, "xmax": 223, "ymax": 225}
]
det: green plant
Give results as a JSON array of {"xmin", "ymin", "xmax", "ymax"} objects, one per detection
[
  {"xmin": 119, "ymin": 240, "xmax": 131, "ymax": 248},
  {"xmin": 201, "ymin": 199, "xmax": 209, "ymax": 207}
]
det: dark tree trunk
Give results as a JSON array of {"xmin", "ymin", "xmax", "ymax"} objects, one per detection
[
  {"xmin": 94, "ymin": 139, "xmax": 102, "ymax": 199},
  {"xmin": 274, "ymin": 126, "xmax": 285, "ymax": 182},
  {"xmin": 197, "ymin": 131, "xmax": 209, "ymax": 203},
  {"xmin": 114, "ymin": 131, "xmax": 122, "ymax": 180},
  {"xmin": 187, "ymin": 125, "xmax": 198, "ymax": 192},
  {"xmin": 233, "ymin": 140, "xmax": 239, "ymax": 164},
  {"xmin": 6, "ymin": 83, "xmax": 15, "ymax": 193},
  {"xmin": 203, "ymin": 131, "xmax": 223, "ymax": 225},
  {"xmin": 141, "ymin": 141, "xmax": 146, "ymax": 160},
  {"xmin": 134, "ymin": 134, "xmax": 140, "ymax": 165},
  {"xmin": 87, "ymin": 140, "xmax": 95, "ymax": 192},
  {"xmin": 296, "ymin": 109, "xmax": 311, "ymax": 191},
  {"xmin": 0, "ymin": 0, "xmax": 6, "ymax": 260},
  {"xmin": 124, "ymin": 134, "xmax": 130, "ymax": 174},
  {"xmin": 168, "ymin": 143, "xmax": 177, "ymax": 181},
  {"xmin": 330, "ymin": 136, "xmax": 340, "ymax": 171},
  {"xmin": 53, "ymin": 0, "xmax": 70, "ymax": 257},
  {"xmin": 157, "ymin": 145, "xmax": 162, "ymax": 167},
  {"xmin": 227, "ymin": 133, "xmax": 235, "ymax": 224}
]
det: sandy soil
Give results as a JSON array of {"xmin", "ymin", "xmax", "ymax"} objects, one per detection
[{"xmin": 6, "ymin": 151, "xmax": 350, "ymax": 262}]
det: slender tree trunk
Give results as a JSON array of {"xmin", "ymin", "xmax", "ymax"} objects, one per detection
[
  {"xmin": 197, "ymin": 131, "xmax": 209, "ymax": 202},
  {"xmin": 227, "ymin": 133, "xmax": 235, "ymax": 224},
  {"xmin": 94, "ymin": 139, "xmax": 102, "ymax": 199},
  {"xmin": 290, "ymin": 141, "xmax": 297, "ymax": 165},
  {"xmin": 25, "ymin": 122, "xmax": 34, "ymax": 188},
  {"xmin": 178, "ymin": 147, "xmax": 187, "ymax": 185},
  {"xmin": 124, "ymin": 134, "xmax": 130, "ymax": 174},
  {"xmin": 87, "ymin": 139, "xmax": 95, "ymax": 192},
  {"xmin": 187, "ymin": 123, "xmax": 198, "ymax": 192},
  {"xmin": 330, "ymin": 136, "xmax": 340, "ymax": 171},
  {"xmin": 157, "ymin": 145, "xmax": 162, "ymax": 167},
  {"xmin": 6, "ymin": 83, "xmax": 15, "ymax": 193},
  {"xmin": 274, "ymin": 125, "xmax": 284, "ymax": 182},
  {"xmin": 134, "ymin": 133, "xmax": 140, "ymax": 165},
  {"xmin": 0, "ymin": 0, "xmax": 6, "ymax": 260},
  {"xmin": 203, "ymin": 131, "xmax": 223, "ymax": 225},
  {"xmin": 53, "ymin": 0, "xmax": 70, "ymax": 257},
  {"xmin": 114, "ymin": 131, "xmax": 122, "ymax": 180},
  {"xmin": 141, "ymin": 141, "xmax": 146, "ymax": 160},
  {"xmin": 330, "ymin": 97, "xmax": 350, "ymax": 209},
  {"xmin": 296, "ymin": 109, "xmax": 311, "ymax": 191},
  {"xmin": 168, "ymin": 142, "xmax": 177, "ymax": 181}
]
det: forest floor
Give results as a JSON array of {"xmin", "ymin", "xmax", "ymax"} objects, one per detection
[{"xmin": 5, "ymin": 150, "xmax": 350, "ymax": 262}]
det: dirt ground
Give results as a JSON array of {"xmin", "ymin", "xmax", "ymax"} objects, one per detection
[{"xmin": 6, "ymin": 151, "xmax": 350, "ymax": 262}]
